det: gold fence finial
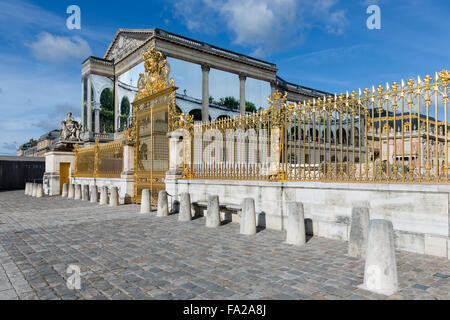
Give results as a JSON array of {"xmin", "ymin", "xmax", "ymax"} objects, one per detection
[{"xmin": 438, "ymin": 70, "xmax": 449, "ymax": 82}]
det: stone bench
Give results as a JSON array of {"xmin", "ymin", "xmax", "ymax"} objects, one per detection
[
  {"xmin": 192, "ymin": 201, "xmax": 242, "ymax": 213},
  {"xmin": 192, "ymin": 200, "xmax": 242, "ymax": 224}
]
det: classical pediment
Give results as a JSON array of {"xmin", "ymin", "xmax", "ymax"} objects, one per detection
[{"xmin": 104, "ymin": 29, "xmax": 155, "ymax": 62}]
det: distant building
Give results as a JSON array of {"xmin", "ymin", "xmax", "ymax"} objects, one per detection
[
  {"xmin": 17, "ymin": 139, "xmax": 38, "ymax": 157},
  {"xmin": 17, "ymin": 129, "xmax": 60, "ymax": 157}
]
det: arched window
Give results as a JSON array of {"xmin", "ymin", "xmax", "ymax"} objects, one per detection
[
  {"xmin": 188, "ymin": 109, "xmax": 211, "ymax": 121},
  {"xmin": 217, "ymin": 115, "xmax": 231, "ymax": 121}
]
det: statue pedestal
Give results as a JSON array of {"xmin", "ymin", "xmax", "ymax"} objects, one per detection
[{"xmin": 43, "ymin": 151, "xmax": 76, "ymax": 196}]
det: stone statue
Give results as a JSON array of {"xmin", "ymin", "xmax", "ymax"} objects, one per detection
[
  {"xmin": 60, "ymin": 112, "xmax": 82, "ymax": 142},
  {"xmin": 53, "ymin": 112, "xmax": 84, "ymax": 151}
]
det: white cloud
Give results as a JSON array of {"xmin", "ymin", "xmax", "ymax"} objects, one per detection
[
  {"xmin": 171, "ymin": 0, "xmax": 348, "ymax": 57},
  {"xmin": 27, "ymin": 32, "xmax": 92, "ymax": 63}
]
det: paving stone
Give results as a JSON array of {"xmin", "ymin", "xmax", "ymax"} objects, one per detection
[{"xmin": 0, "ymin": 190, "xmax": 449, "ymax": 300}]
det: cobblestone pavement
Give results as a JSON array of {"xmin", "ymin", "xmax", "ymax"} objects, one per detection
[{"xmin": 0, "ymin": 190, "xmax": 448, "ymax": 300}]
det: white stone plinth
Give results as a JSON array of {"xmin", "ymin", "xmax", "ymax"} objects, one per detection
[
  {"xmin": 179, "ymin": 192, "xmax": 192, "ymax": 222},
  {"xmin": 109, "ymin": 187, "xmax": 119, "ymax": 207},
  {"xmin": 90, "ymin": 185, "xmax": 98, "ymax": 203},
  {"xmin": 286, "ymin": 202, "xmax": 306, "ymax": 246},
  {"xmin": 141, "ymin": 189, "xmax": 151, "ymax": 214},
  {"xmin": 206, "ymin": 195, "xmax": 220, "ymax": 228},
  {"xmin": 36, "ymin": 184, "xmax": 44, "ymax": 198},
  {"xmin": 157, "ymin": 190, "xmax": 169, "ymax": 217},
  {"xmin": 359, "ymin": 219, "xmax": 398, "ymax": 296},
  {"xmin": 99, "ymin": 186, "xmax": 108, "ymax": 205},
  {"xmin": 240, "ymin": 198, "xmax": 256, "ymax": 235},
  {"xmin": 62, "ymin": 183, "xmax": 68, "ymax": 198},
  {"xmin": 82, "ymin": 185, "xmax": 90, "ymax": 201},
  {"xmin": 67, "ymin": 184, "xmax": 75, "ymax": 199},
  {"xmin": 348, "ymin": 206, "xmax": 370, "ymax": 258}
]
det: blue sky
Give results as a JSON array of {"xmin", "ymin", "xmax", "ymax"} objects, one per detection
[{"xmin": 0, "ymin": 0, "xmax": 449, "ymax": 155}]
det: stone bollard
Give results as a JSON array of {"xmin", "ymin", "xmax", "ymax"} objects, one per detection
[
  {"xmin": 109, "ymin": 187, "xmax": 119, "ymax": 207},
  {"xmin": 82, "ymin": 185, "xmax": 90, "ymax": 201},
  {"xmin": 286, "ymin": 201, "xmax": 306, "ymax": 246},
  {"xmin": 74, "ymin": 184, "xmax": 82, "ymax": 200},
  {"xmin": 359, "ymin": 219, "xmax": 398, "ymax": 296},
  {"xmin": 67, "ymin": 184, "xmax": 75, "ymax": 199},
  {"xmin": 61, "ymin": 183, "xmax": 68, "ymax": 198},
  {"xmin": 206, "ymin": 195, "xmax": 220, "ymax": 228},
  {"xmin": 240, "ymin": 198, "xmax": 257, "ymax": 235},
  {"xmin": 36, "ymin": 184, "xmax": 44, "ymax": 198},
  {"xmin": 348, "ymin": 206, "xmax": 370, "ymax": 258},
  {"xmin": 32, "ymin": 183, "xmax": 37, "ymax": 197},
  {"xmin": 90, "ymin": 185, "xmax": 98, "ymax": 203},
  {"xmin": 157, "ymin": 190, "xmax": 169, "ymax": 217},
  {"xmin": 24, "ymin": 183, "xmax": 30, "ymax": 195},
  {"xmin": 140, "ymin": 189, "xmax": 151, "ymax": 214},
  {"xmin": 99, "ymin": 186, "xmax": 108, "ymax": 205},
  {"xmin": 179, "ymin": 192, "xmax": 192, "ymax": 222}
]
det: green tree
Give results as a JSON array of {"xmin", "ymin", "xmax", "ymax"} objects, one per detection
[
  {"xmin": 215, "ymin": 96, "xmax": 239, "ymax": 110},
  {"xmin": 120, "ymin": 96, "xmax": 130, "ymax": 131},
  {"xmin": 100, "ymin": 88, "xmax": 114, "ymax": 133},
  {"xmin": 245, "ymin": 101, "xmax": 257, "ymax": 113}
]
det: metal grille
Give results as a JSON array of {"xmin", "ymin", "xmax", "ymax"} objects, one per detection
[
  {"xmin": 176, "ymin": 70, "xmax": 450, "ymax": 184},
  {"xmin": 74, "ymin": 140, "xmax": 123, "ymax": 178}
]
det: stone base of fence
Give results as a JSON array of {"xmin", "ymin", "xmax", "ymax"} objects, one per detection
[
  {"xmin": 166, "ymin": 177, "xmax": 450, "ymax": 260},
  {"xmin": 71, "ymin": 174, "xmax": 134, "ymax": 205}
]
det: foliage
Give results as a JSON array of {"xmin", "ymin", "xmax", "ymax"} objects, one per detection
[
  {"xmin": 120, "ymin": 96, "xmax": 130, "ymax": 131},
  {"xmin": 100, "ymin": 88, "xmax": 114, "ymax": 133},
  {"xmin": 211, "ymin": 96, "xmax": 258, "ymax": 112}
]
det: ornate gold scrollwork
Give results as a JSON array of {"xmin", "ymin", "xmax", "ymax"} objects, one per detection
[{"xmin": 135, "ymin": 46, "xmax": 175, "ymax": 101}]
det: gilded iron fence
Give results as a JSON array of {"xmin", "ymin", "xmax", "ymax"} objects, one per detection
[
  {"xmin": 74, "ymin": 139, "xmax": 124, "ymax": 178},
  {"xmin": 174, "ymin": 70, "xmax": 449, "ymax": 184}
]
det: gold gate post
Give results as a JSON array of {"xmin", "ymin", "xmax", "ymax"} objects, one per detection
[{"xmin": 94, "ymin": 138, "xmax": 99, "ymax": 178}]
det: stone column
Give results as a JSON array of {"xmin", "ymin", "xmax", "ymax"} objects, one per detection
[
  {"xmin": 67, "ymin": 184, "xmax": 75, "ymax": 199},
  {"xmin": 286, "ymin": 202, "xmax": 306, "ymax": 246},
  {"xmin": 36, "ymin": 184, "xmax": 44, "ymax": 198},
  {"xmin": 94, "ymin": 106, "xmax": 100, "ymax": 134},
  {"xmin": 61, "ymin": 183, "xmax": 68, "ymax": 198},
  {"xmin": 240, "ymin": 198, "xmax": 256, "ymax": 235},
  {"xmin": 81, "ymin": 76, "xmax": 85, "ymax": 129},
  {"xmin": 167, "ymin": 130, "xmax": 186, "ymax": 176},
  {"xmin": 82, "ymin": 185, "xmax": 90, "ymax": 201},
  {"xmin": 141, "ymin": 189, "xmax": 151, "ymax": 214},
  {"xmin": 239, "ymin": 74, "xmax": 246, "ymax": 115},
  {"xmin": 114, "ymin": 77, "xmax": 119, "ymax": 132},
  {"xmin": 109, "ymin": 187, "xmax": 119, "ymax": 207},
  {"xmin": 122, "ymin": 142, "xmax": 134, "ymax": 174},
  {"xmin": 201, "ymin": 64, "xmax": 210, "ymax": 122},
  {"xmin": 99, "ymin": 186, "xmax": 108, "ymax": 205},
  {"xmin": 74, "ymin": 184, "xmax": 82, "ymax": 200},
  {"xmin": 348, "ymin": 206, "xmax": 370, "ymax": 258},
  {"xmin": 270, "ymin": 81, "xmax": 277, "ymax": 96},
  {"xmin": 359, "ymin": 219, "xmax": 398, "ymax": 296},
  {"xmin": 157, "ymin": 190, "xmax": 169, "ymax": 217},
  {"xmin": 179, "ymin": 192, "xmax": 192, "ymax": 222},
  {"xmin": 90, "ymin": 185, "xmax": 98, "ymax": 203},
  {"xmin": 87, "ymin": 75, "xmax": 92, "ymax": 133},
  {"xmin": 32, "ymin": 183, "xmax": 37, "ymax": 197},
  {"xmin": 206, "ymin": 195, "xmax": 220, "ymax": 228}
]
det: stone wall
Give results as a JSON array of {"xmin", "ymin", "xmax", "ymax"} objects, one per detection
[{"xmin": 166, "ymin": 178, "xmax": 450, "ymax": 259}]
